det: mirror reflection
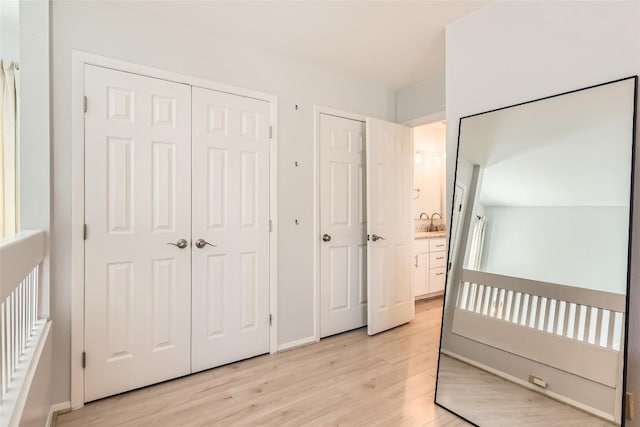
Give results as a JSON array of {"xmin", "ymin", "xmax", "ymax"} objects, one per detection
[{"xmin": 436, "ymin": 77, "xmax": 637, "ymax": 426}]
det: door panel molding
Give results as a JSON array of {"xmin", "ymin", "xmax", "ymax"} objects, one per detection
[
  {"xmin": 84, "ymin": 65, "xmax": 192, "ymax": 401},
  {"xmin": 318, "ymin": 113, "xmax": 368, "ymax": 338},
  {"xmin": 71, "ymin": 52, "xmax": 278, "ymax": 409},
  {"xmin": 366, "ymin": 117, "xmax": 414, "ymax": 335},
  {"xmin": 313, "ymin": 106, "xmax": 368, "ymax": 342},
  {"xmin": 191, "ymin": 86, "xmax": 270, "ymax": 372}
]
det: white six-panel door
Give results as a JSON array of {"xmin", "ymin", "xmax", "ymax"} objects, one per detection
[
  {"xmin": 191, "ymin": 87, "xmax": 271, "ymax": 372},
  {"xmin": 84, "ymin": 65, "xmax": 192, "ymax": 401},
  {"xmin": 319, "ymin": 114, "xmax": 367, "ymax": 338},
  {"xmin": 448, "ymin": 183, "xmax": 466, "ymax": 273},
  {"xmin": 366, "ymin": 117, "xmax": 414, "ymax": 335}
]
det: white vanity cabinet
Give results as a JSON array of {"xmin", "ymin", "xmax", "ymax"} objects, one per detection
[{"xmin": 414, "ymin": 237, "xmax": 447, "ymax": 298}]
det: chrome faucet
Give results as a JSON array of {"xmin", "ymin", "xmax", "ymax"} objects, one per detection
[
  {"xmin": 430, "ymin": 213, "xmax": 442, "ymax": 232},
  {"xmin": 419, "ymin": 212, "xmax": 430, "ymax": 220}
]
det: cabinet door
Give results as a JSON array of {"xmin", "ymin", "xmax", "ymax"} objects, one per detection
[
  {"xmin": 429, "ymin": 267, "xmax": 446, "ymax": 293},
  {"xmin": 429, "ymin": 251, "xmax": 447, "ymax": 269},
  {"xmin": 413, "ymin": 253, "xmax": 429, "ymax": 296}
]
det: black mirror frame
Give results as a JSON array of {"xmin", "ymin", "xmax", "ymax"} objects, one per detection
[{"xmin": 434, "ymin": 75, "xmax": 639, "ymax": 427}]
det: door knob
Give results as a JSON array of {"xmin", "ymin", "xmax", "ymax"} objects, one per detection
[
  {"xmin": 371, "ymin": 234, "xmax": 385, "ymax": 242},
  {"xmin": 167, "ymin": 239, "xmax": 188, "ymax": 249},
  {"xmin": 322, "ymin": 234, "xmax": 332, "ymax": 242},
  {"xmin": 195, "ymin": 238, "xmax": 216, "ymax": 249}
]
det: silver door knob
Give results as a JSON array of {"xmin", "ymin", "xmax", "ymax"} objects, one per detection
[
  {"xmin": 322, "ymin": 234, "xmax": 332, "ymax": 242},
  {"xmin": 371, "ymin": 234, "xmax": 385, "ymax": 242},
  {"xmin": 195, "ymin": 238, "xmax": 216, "ymax": 249},
  {"xmin": 167, "ymin": 239, "xmax": 188, "ymax": 249}
]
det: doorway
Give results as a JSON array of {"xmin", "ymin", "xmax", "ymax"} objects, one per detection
[
  {"xmin": 315, "ymin": 107, "xmax": 415, "ymax": 339},
  {"xmin": 411, "ymin": 120, "xmax": 449, "ymax": 300},
  {"xmin": 81, "ymin": 63, "xmax": 276, "ymax": 402}
]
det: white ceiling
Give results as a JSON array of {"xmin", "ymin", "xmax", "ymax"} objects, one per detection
[
  {"xmin": 459, "ymin": 78, "xmax": 636, "ymax": 207},
  {"xmin": 122, "ymin": 0, "xmax": 489, "ymax": 89}
]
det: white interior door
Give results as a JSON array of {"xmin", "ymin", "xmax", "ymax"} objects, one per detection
[
  {"xmin": 191, "ymin": 87, "xmax": 271, "ymax": 372},
  {"xmin": 366, "ymin": 117, "xmax": 414, "ymax": 335},
  {"xmin": 84, "ymin": 65, "xmax": 192, "ymax": 401},
  {"xmin": 319, "ymin": 113, "xmax": 367, "ymax": 338},
  {"xmin": 448, "ymin": 183, "xmax": 466, "ymax": 272}
]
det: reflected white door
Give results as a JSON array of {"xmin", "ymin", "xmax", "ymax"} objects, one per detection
[
  {"xmin": 448, "ymin": 183, "xmax": 466, "ymax": 273},
  {"xmin": 319, "ymin": 114, "xmax": 367, "ymax": 338},
  {"xmin": 84, "ymin": 65, "xmax": 192, "ymax": 401},
  {"xmin": 191, "ymin": 87, "xmax": 270, "ymax": 372},
  {"xmin": 366, "ymin": 117, "xmax": 414, "ymax": 335}
]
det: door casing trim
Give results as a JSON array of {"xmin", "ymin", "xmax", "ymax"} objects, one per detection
[{"xmin": 71, "ymin": 51, "xmax": 279, "ymax": 409}]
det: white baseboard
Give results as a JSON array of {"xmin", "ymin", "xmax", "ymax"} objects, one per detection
[
  {"xmin": 415, "ymin": 291, "xmax": 444, "ymax": 301},
  {"xmin": 440, "ymin": 350, "xmax": 616, "ymax": 423},
  {"xmin": 46, "ymin": 401, "xmax": 71, "ymax": 427},
  {"xmin": 277, "ymin": 335, "xmax": 317, "ymax": 352}
]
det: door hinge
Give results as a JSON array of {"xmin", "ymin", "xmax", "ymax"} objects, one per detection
[
  {"xmin": 83, "ymin": 224, "xmax": 87, "ymax": 240},
  {"xmin": 269, "ymin": 220, "xmax": 273, "ymax": 232},
  {"xmin": 83, "ymin": 96, "xmax": 87, "ymax": 113},
  {"xmin": 448, "ymin": 262, "xmax": 452, "ymax": 271},
  {"xmin": 82, "ymin": 351, "xmax": 87, "ymax": 369},
  {"xmin": 269, "ymin": 126, "xmax": 273, "ymax": 139},
  {"xmin": 627, "ymin": 392, "xmax": 635, "ymax": 420},
  {"xmin": 269, "ymin": 314, "xmax": 272, "ymax": 326},
  {"xmin": 458, "ymin": 204, "xmax": 462, "ymax": 212}
]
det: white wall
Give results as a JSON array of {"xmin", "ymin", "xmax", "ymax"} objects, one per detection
[
  {"xmin": 0, "ymin": 29, "xmax": 20, "ymax": 60},
  {"xmin": 51, "ymin": 0, "xmax": 396, "ymax": 405},
  {"xmin": 19, "ymin": 0, "xmax": 53, "ymax": 424},
  {"xmin": 397, "ymin": 71, "xmax": 445, "ymax": 123},
  {"xmin": 481, "ymin": 206, "xmax": 629, "ymax": 294},
  {"xmin": 445, "ymin": 1, "xmax": 640, "ymax": 420},
  {"xmin": 413, "ymin": 123, "xmax": 446, "ymax": 219},
  {"xmin": 0, "ymin": 0, "xmax": 19, "ymax": 61}
]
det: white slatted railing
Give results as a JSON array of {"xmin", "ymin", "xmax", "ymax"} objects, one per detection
[
  {"xmin": 456, "ymin": 269, "xmax": 626, "ymax": 351},
  {"xmin": 0, "ymin": 230, "xmax": 47, "ymax": 427}
]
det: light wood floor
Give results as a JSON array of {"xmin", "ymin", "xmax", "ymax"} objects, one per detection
[
  {"xmin": 436, "ymin": 354, "xmax": 617, "ymax": 427},
  {"xmin": 57, "ymin": 298, "xmax": 467, "ymax": 427}
]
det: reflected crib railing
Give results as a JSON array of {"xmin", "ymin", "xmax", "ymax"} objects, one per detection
[
  {"xmin": 0, "ymin": 230, "xmax": 48, "ymax": 427},
  {"xmin": 455, "ymin": 269, "xmax": 626, "ymax": 352}
]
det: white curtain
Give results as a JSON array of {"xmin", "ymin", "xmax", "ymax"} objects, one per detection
[
  {"xmin": 468, "ymin": 215, "xmax": 487, "ymax": 270},
  {"xmin": 0, "ymin": 60, "xmax": 20, "ymax": 238}
]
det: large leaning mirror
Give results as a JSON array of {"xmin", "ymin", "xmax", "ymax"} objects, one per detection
[{"xmin": 436, "ymin": 77, "xmax": 637, "ymax": 426}]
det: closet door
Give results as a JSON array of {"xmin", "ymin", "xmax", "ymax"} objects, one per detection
[
  {"xmin": 191, "ymin": 87, "xmax": 271, "ymax": 372},
  {"xmin": 366, "ymin": 117, "xmax": 414, "ymax": 335},
  {"xmin": 84, "ymin": 65, "xmax": 192, "ymax": 401},
  {"xmin": 319, "ymin": 113, "xmax": 368, "ymax": 338}
]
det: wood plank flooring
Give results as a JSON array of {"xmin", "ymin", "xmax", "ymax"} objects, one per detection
[
  {"xmin": 436, "ymin": 354, "xmax": 617, "ymax": 426},
  {"xmin": 57, "ymin": 298, "xmax": 465, "ymax": 427},
  {"xmin": 57, "ymin": 297, "xmax": 613, "ymax": 426}
]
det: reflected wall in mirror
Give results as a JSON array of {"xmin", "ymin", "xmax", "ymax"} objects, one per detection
[
  {"xmin": 436, "ymin": 77, "xmax": 637, "ymax": 426},
  {"xmin": 413, "ymin": 121, "xmax": 446, "ymax": 232}
]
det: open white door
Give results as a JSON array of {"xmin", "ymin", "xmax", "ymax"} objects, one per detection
[
  {"xmin": 448, "ymin": 183, "xmax": 466, "ymax": 273},
  {"xmin": 366, "ymin": 117, "xmax": 414, "ymax": 335}
]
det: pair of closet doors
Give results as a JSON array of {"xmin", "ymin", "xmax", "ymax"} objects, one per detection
[{"xmin": 83, "ymin": 65, "xmax": 271, "ymax": 401}]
